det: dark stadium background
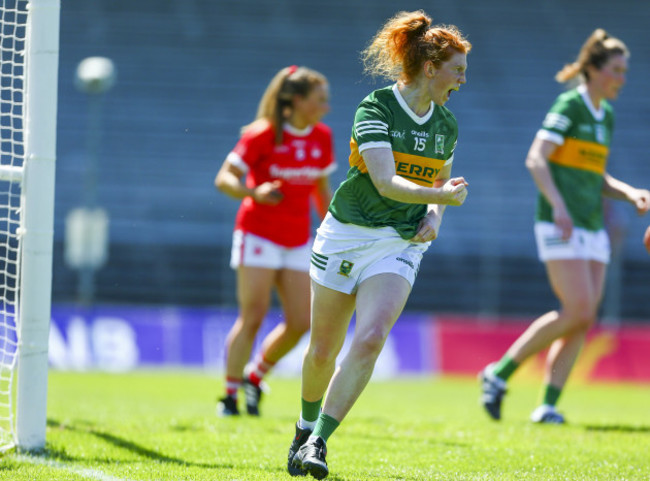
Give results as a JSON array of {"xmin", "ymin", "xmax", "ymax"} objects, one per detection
[{"xmin": 53, "ymin": 0, "xmax": 650, "ymax": 321}]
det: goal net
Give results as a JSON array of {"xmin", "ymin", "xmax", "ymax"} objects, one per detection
[
  {"xmin": 0, "ymin": 0, "xmax": 28, "ymax": 453},
  {"xmin": 0, "ymin": 0, "xmax": 59, "ymax": 452}
]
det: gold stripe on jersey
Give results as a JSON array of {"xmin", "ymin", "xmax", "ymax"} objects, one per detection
[
  {"xmin": 349, "ymin": 137, "xmax": 366, "ymax": 171},
  {"xmin": 348, "ymin": 138, "xmax": 446, "ymax": 186},
  {"xmin": 393, "ymin": 151, "xmax": 445, "ymax": 186},
  {"xmin": 549, "ymin": 137, "xmax": 608, "ymax": 175}
]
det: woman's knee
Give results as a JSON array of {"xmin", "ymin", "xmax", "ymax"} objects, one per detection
[
  {"xmin": 284, "ymin": 315, "xmax": 310, "ymax": 337},
  {"xmin": 352, "ymin": 327, "xmax": 389, "ymax": 359},
  {"xmin": 274, "ymin": 321, "xmax": 309, "ymax": 346},
  {"xmin": 306, "ymin": 342, "xmax": 338, "ymax": 366},
  {"xmin": 236, "ymin": 309, "xmax": 267, "ymax": 336},
  {"xmin": 562, "ymin": 300, "xmax": 597, "ymax": 331}
]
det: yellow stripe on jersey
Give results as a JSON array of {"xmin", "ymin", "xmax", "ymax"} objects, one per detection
[
  {"xmin": 349, "ymin": 138, "xmax": 446, "ymax": 187},
  {"xmin": 549, "ymin": 137, "xmax": 608, "ymax": 175},
  {"xmin": 349, "ymin": 137, "xmax": 366, "ymax": 171},
  {"xmin": 393, "ymin": 152, "xmax": 446, "ymax": 186}
]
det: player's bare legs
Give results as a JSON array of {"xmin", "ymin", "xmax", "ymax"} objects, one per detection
[
  {"xmin": 286, "ymin": 282, "xmax": 354, "ymax": 475},
  {"xmin": 217, "ymin": 266, "xmax": 276, "ymax": 416},
  {"xmin": 543, "ymin": 260, "xmax": 606, "ymax": 387},
  {"xmin": 506, "ymin": 260, "xmax": 605, "ymax": 364},
  {"xmin": 544, "ymin": 333, "xmax": 585, "ymax": 388},
  {"xmin": 483, "ymin": 259, "xmax": 607, "ymax": 422},
  {"xmin": 301, "ymin": 281, "xmax": 355, "ymax": 404},
  {"xmin": 217, "ymin": 266, "xmax": 275, "ymax": 415},
  {"xmin": 225, "ymin": 266, "xmax": 275, "ymax": 378},
  {"xmin": 237, "ymin": 268, "xmax": 311, "ymax": 415},
  {"xmin": 258, "ymin": 269, "xmax": 311, "ymax": 363},
  {"xmin": 321, "ymin": 273, "xmax": 410, "ymax": 422},
  {"xmin": 292, "ymin": 273, "xmax": 411, "ymax": 478}
]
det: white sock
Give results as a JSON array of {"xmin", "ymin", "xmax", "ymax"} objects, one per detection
[{"xmin": 299, "ymin": 415, "xmax": 317, "ymax": 431}]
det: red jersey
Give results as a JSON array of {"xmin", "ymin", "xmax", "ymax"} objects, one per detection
[{"xmin": 227, "ymin": 120, "xmax": 335, "ymax": 247}]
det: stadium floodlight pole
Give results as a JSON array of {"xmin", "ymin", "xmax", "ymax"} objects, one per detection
[
  {"xmin": 68, "ymin": 56, "xmax": 115, "ymax": 305},
  {"xmin": 15, "ymin": 0, "xmax": 61, "ymax": 452}
]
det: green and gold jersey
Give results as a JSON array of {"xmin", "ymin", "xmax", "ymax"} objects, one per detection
[
  {"xmin": 535, "ymin": 84, "xmax": 614, "ymax": 231},
  {"xmin": 329, "ymin": 84, "xmax": 458, "ymax": 240}
]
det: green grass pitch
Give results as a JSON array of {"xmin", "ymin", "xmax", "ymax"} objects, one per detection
[{"xmin": 4, "ymin": 370, "xmax": 650, "ymax": 480}]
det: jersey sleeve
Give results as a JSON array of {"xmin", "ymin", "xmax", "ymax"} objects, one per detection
[
  {"xmin": 227, "ymin": 125, "xmax": 271, "ymax": 174},
  {"xmin": 319, "ymin": 124, "xmax": 337, "ymax": 176},
  {"xmin": 536, "ymin": 95, "xmax": 575, "ymax": 146},
  {"xmin": 352, "ymin": 99, "xmax": 393, "ymax": 154}
]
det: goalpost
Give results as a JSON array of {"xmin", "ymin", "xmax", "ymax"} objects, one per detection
[{"xmin": 0, "ymin": 0, "xmax": 60, "ymax": 452}]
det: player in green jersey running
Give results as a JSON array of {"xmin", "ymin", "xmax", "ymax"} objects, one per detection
[
  {"xmin": 480, "ymin": 29, "xmax": 650, "ymax": 424},
  {"xmin": 287, "ymin": 10, "xmax": 470, "ymax": 479}
]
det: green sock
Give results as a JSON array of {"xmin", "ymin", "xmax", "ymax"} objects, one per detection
[
  {"xmin": 312, "ymin": 413, "xmax": 339, "ymax": 443},
  {"xmin": 301, "ymin": 398, "xmax": 323, "ymax": 423},
  {"xmin": 492, "ymin": 355, "xmax": 519, "ymax": 381},
  {"xmin": 542, "ymin": 384, "xmax": 562, "ymax": 407}
]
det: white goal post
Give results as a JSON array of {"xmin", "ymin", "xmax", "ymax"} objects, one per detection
[{"xmin": 0, "ymin": 0, "xmax": 60, "ymax": 452}]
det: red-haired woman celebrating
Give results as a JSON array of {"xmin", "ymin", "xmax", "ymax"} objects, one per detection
[
  {"xmin": 480, "ymin": 29, "xmax": 650, "ymax": 424},
  {"xmin": 286, "ymin": 11, "xmax": 471, "ymax": 479},
  {"xmin": 215, "ymin": 66, "xmax": 335, "ymax": 417}
]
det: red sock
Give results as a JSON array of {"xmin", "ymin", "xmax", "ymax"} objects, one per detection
[
  {"xmin": 226, "ymin": 377, "xmax": 242, "ymax": 398},
  {"xmin": 246, "ymin": 355, "xmax": 276, "ymax": 386}
]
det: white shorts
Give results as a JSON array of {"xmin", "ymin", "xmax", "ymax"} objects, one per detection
[
  {"xmin": 534, "ymin": 222, "xmax": 610, "ymax": 264},
  {"xmin": 230, "ymin": 230, "xmax": 311, "ymax": 271},
  {"xmin": 309, "ymin": 213, "xmax": 430, "ymax": 295}
]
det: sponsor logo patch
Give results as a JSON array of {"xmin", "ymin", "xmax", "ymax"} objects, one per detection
[
  {"xmin": 435, "ymin": 134, "xmax": 445, "ymax": 154},
  {"xmin": 337, "ymin": 260, "xmax": 354, "ymax": 277}
]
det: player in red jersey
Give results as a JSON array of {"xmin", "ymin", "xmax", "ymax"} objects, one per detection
[{"xmin": 215, "ymin": 66, "xmax": 335, "ymax": 416}]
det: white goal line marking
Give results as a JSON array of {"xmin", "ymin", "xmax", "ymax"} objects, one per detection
[{"xmin": 16, "ymin": 453, "xmax": 133, "ymax": 481}]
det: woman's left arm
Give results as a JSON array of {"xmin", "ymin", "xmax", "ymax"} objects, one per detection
[
  {"xmin": 312, "ymin": 175, "xmax": 333, "ymax": 220},
  {"xmin": 602, "ymin": 172, "xmax": 650, "ymax": 215},
  {"xmin": 411, "ymin": 162, "xmax": 453, "ymax": 243}
]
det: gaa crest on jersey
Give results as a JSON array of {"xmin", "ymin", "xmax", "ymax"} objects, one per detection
[
  {"xmin": 595, "ymin": 124, "xmax": 607, "ymax": 144},
  {"xmin": 434, "ymin": 134, "xmax": 445, "ymax": 154},
  {"xmin": 337, "ymin": 260, "xmax": 354, "ymax": 277}
]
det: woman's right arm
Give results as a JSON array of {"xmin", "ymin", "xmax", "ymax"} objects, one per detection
[
  {"xmin": 363, "ymin": 147, "xmax": 467, "ymax": 206},
  {"xmin": 214, "ymin": 161, "xmax": 282, "ymax": 205},
  {"xmin": 525, "ymin": 137, "xmax": 572, "ymax": 239}
]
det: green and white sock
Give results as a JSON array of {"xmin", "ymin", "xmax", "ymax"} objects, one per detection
[
  {"xmin": 541, "ymin": 384, "xmax": 562, "ymax": 407},
  {"xmin": 492, "ymin": 355, "xmax": 519, "ymax": 381},
  {"xmin": 312, "ymin": 413, "xmax": 339, "ymax": 443},
  {"xmin": 299, "ymin": 397, "xmax": 322, "ymax": 430}
]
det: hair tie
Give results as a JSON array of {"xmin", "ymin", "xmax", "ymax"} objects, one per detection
[{"xmin": 287, "ymin": 65, "xmax": 298, "ymax": 75}]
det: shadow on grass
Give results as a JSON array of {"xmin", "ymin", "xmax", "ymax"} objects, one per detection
[
  {"xmin": 584, "ymin": 423, "xmax": 650, "ymax": 434},
  {"xmin": 46, "ymin": 418, "xmax": 232, "ymax": 469},
  {"xmin": 347, "ymin": 430, "xmax": 469, "ymax": 449}
]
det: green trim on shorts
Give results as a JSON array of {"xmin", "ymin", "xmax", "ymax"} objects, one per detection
[{"xmin": 310, "ymin": 252, "xmax": 328, "ymax": 271}]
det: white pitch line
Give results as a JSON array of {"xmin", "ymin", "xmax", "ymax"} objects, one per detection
[{"xmin": 16, "ymin": 453, "xmax": 133, "ymax": 481}]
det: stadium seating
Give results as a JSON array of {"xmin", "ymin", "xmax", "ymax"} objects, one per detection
[{"xmin": 52, "ymin": 0, "xmax": 650, "ymax": 319}]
